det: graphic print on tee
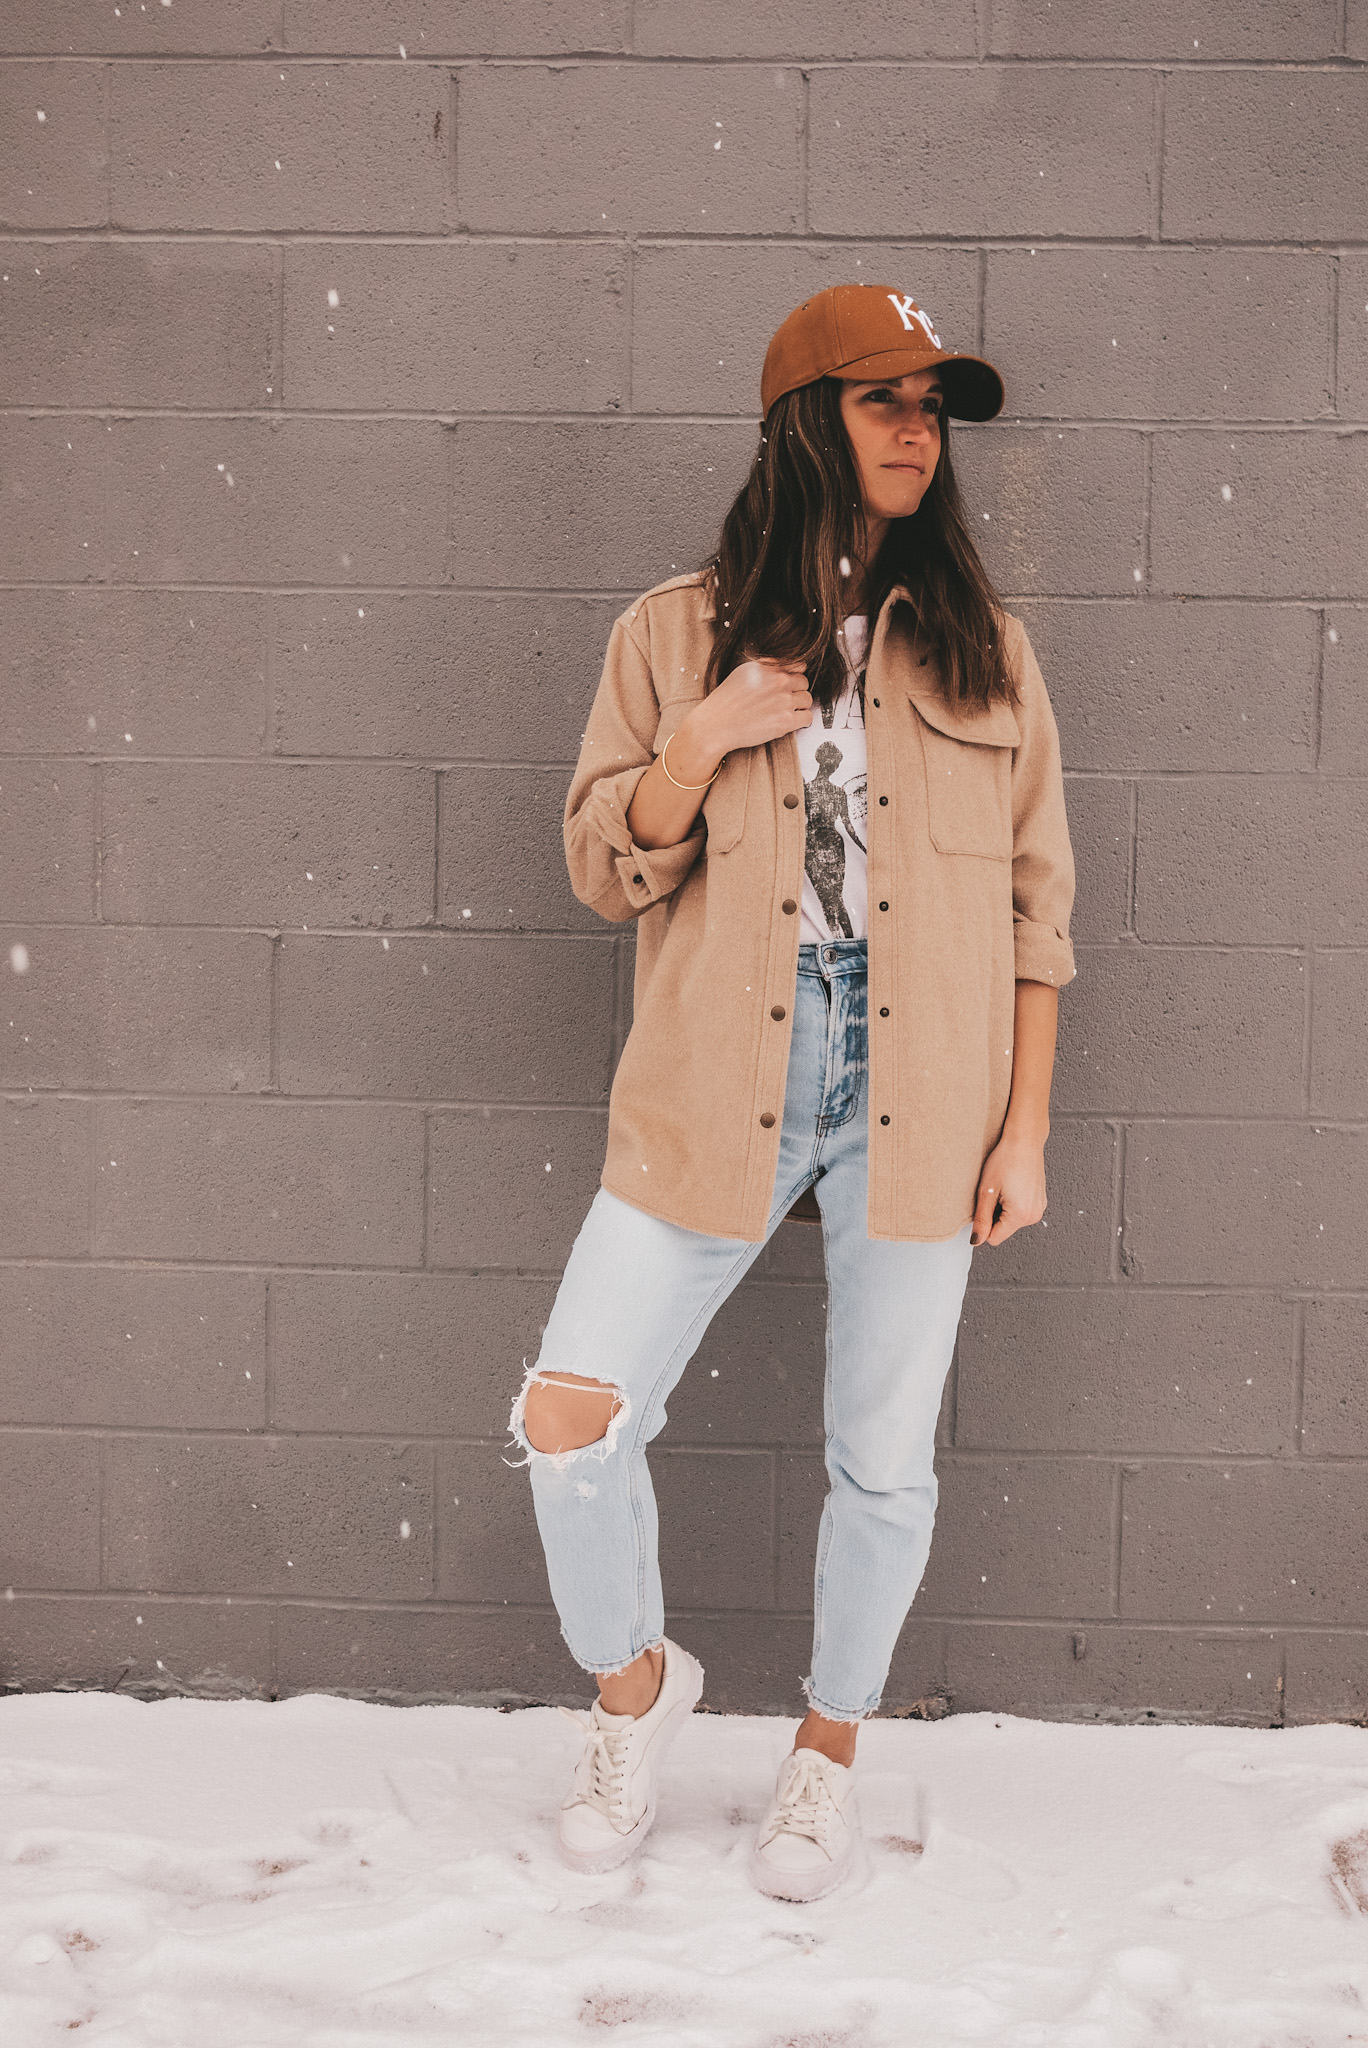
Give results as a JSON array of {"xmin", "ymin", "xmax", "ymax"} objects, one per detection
[{"xmin": 796, "ymin": 615, "xmax": 870, "ymax": 945}]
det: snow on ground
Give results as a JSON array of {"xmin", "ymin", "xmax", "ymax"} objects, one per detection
[{"xmin": 2, "ymin": 1693, "xmax": 1367, "ymax": 2046}]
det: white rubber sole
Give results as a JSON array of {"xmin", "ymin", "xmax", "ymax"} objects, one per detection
[
  {"xmin": 555, "ymin": 1653, "xmax": 705, "ymax": 1875},
  {"xmin": 748, "ymin": 1841, "xmax": 854, "ymax": 1902},
  {"xmin": 558, "ymin": 1791, "xmax": 659, "ymax": 1875}
]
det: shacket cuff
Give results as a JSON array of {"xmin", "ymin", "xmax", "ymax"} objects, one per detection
[
  {"xmin": 1013, "ymin": 916, "xmax": 1076, "ymax": 989},
  {"xmin": 612, "ymin": 830, "xmax": 706, "ymax": 911},
  {"xmin": 579, "ymin": 765, "xmax": 707, "ymax": 915}
]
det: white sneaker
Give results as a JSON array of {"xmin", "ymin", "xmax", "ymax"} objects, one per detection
[
  {"xmin": 749, "ymin": 1746, "xmax": 861, "ymax": 1901},
  {"xmin": 555, "ymin": 1637, "xmax": 705, "ymax": 1874}
]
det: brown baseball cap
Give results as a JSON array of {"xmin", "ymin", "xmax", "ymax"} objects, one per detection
[{"xmin": 761, "ymin": 283, "xmax": 1005, "ymax": 422}]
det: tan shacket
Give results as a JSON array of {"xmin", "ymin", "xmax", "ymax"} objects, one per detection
[{"xmin": 564, "ymin": 572, "xmax": 1077, "ymax": 1243}]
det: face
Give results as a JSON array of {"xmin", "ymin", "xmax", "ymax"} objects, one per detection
[{"xmin": 836, "ymin": 369, "xmax": 943, "ymax": 530}]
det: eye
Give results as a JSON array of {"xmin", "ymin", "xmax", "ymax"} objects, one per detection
[{"xmin": 860, "ymin": 386, "xmax": 897, "ymax": 403}]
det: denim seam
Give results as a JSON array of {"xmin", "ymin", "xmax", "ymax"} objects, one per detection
[{"xmin": 553, "ymin": 1228, "xmax": 769, "ymax": 1678}]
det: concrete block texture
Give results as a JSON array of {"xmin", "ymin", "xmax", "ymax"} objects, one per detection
[
  {"xmin": 0, "ymin": 242, "xmax": 279, "ymax": 410},
  {"xmin": 271, "ymin": 593, "xmax": 619, "ymax": 763},
  {"xmin": 0, "ymin": 60, "xmax": 107, "ymax": 228},
  {"xmin": 109, "ymin": 64, "xmax": 450, "ymax": 232},
  {"xmin": 4, "ymin": 590, "xmax": 268, "ymax": 757},
  {"xmin": 1162, "ymin": 71, "xmax": 1368, "ymax": 242},
  {"xmin": 284, "ymin": 242, "xmax": 628, "ymax": 415},
  {"xmin": 1120, "ymin": 1462, "xmax": 1368, "ymax": 1628},
  {"xmin": 808, "ymin": 67, "xmax": 1155, "ymax": 239},
  {"xmin": 1015, "ymin": 600, "xmax": 1317, "ymax": 774},
  {"xmin": 104, "ymin": 1435, "xmax": 434, "ymax": 1598},
  {"xmin": 456, "ymin": 65, "xmax": 805, "ymax": 234},
  {"xmin": 3, "ymin": 13, "xmax": 1365, "ymax": 1723},
  {"xmin": 1123, "ymin": 1122, "xmax": 1368, "ymax": 1290},
  {"xmin": 1151, "ymin": 433, "xmax": 1368, "ymax": 600},
  {"xmin": 987, "ymin": 0, "xmax": 1339, "ymax": 58}
]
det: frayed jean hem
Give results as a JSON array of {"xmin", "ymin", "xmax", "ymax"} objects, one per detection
[{"xmin": 801, "ymin": 1672, "xmax": 880, "ymax": 1725}]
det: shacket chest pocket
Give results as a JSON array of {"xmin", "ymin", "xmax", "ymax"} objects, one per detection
[
  {"xmin": 909, "ymin": 692, "xmax": 1021, "ymax": 861},
  {"xmin": 654, "ymin": 698, "xmax": 752, "ymax": 853}
]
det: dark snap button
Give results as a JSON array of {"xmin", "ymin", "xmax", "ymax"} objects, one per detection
[
  {"xmin": 878, "ymin": 796, "xmax": 888, "ymax": 806},
  {"xmin": 782, "ymin": 898, "xmax": 797, "ymax": 915},
  {"xmin": 879, "ymin": 1007, "xmax": 890, "ymax": 1018},
  {"xmin": 771, "ymin": 1005, "xmax": 786, "ymax": 1020},
  {"xmin": 880, "ymin": 1114, "xmax": 891, "ymax": 1126},
  {"xmin": 632, "ymin": 873, "xmax": 643, "ymax": 884},
  {"xmin": 760, "ymin": 1111, "xmax": 776, "ymax": 1129},
  {"xmin": 783, "ymin": 793, "xmax": 800, "ymax": 809},
  {"xmin": 872, "ymin": 697, "xmax": 881, "ymax": 708},
  {"xmin": 879, "ymin": 901, "xmax": 889, "ymax": 912}
]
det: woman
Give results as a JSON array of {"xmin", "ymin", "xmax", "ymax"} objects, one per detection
[{"xmin": 507, "ymin": 284, "xmax": 1076, "ymax": 1901}]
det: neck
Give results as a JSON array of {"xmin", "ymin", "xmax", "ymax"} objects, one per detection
[{"xmin": 845, "ymin": 514, "xmax": 888, "ymax": 614}]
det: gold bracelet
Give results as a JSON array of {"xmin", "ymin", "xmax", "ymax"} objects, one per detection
[{"xmin": 659, "ymin": 728, "xmax": 722, "ymax": 790}]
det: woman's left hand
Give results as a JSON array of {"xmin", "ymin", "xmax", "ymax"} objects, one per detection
[{"xmin": 969, "ymin": 1131, "xmax": 1047, "ymax": 1248}]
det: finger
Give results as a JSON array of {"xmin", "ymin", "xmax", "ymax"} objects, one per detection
[{"xmin": 970, "ymin": 1180, "xmax": 1001, "ymax": 1247}]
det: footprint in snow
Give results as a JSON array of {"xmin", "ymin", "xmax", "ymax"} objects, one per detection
[
  {"xmin": 1330, "ymin": 1828, "xmax": 1368, "ymax": 1916},
  {"xmin": 915, "ymin": 1822, "xmax": 1020, "ymax": 1902}
]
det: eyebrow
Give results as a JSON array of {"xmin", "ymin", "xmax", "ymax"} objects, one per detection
[{"xmin": 852, "ymin": 376, "xmax": 943, "ymax": 392}]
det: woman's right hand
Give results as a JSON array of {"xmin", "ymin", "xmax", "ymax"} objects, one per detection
[
  {"xmin": 626, "ymin": 658, "xmax": 812, "ymax": 854},
  {"xmin": 686, "ymin": 658, "xmax": 813, "ymax": 764}
]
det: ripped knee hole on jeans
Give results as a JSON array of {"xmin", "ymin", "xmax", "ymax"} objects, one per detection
[{"xmin": 505, "ymin": 1366, "xmax": 633, "ymax": 1471}]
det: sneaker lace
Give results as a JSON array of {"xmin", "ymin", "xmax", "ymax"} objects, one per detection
[
  {"xmin": 765, "ymin": 1751, "xmax": 841, "ymax": 1851},
  {"xmin": 559, "ymin": 1706, "xmax": 633, "ymax": 1822}
]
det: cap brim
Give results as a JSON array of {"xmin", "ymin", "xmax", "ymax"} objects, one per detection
[{"xmin": 830, "ymin": 346, "xmax": 1005, "ymax": 422}]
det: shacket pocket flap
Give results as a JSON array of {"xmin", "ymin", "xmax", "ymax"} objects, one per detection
[
  {"xmin": 909, "ymin": 691, "xmax": 1018, "ymax": 860},
  {"xmin": 700, "ymin": 744, "xmax": 752, "ymax": 852},
  {"xmin": 653, "ymin": 698, "xmax": 751, "ymax": 853}
]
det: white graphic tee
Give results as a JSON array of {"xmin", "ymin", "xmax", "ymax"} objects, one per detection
[{"xmin": 796, "ymin": 614, "xmax": 869, "ymax": 944}]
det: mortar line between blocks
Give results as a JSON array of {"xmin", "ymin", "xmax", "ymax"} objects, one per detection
[
  {"xmin": 770, "ymin": 1449, "xmax": 780, "ymax": 1610},
  {"xmin": 1126, "ymin": 778, "xmax": 1139, "ymax": 935},
  {"xmin": 428, "ymin": 1441, "xmax": 440, "ymax": 1595},
  {"xmin": 432, "ymin": 767, "xmax": 443, "ymax": 927},
  {"xmin": 448, "ymin": 66, "xmax": 460, "ymax": 228},
  {"xmin": 263, "ymin": 1271, "xmax": 275, "ymax": 1430},
  {"xmin": 263, "ymin": 590, "xmax": 276, "ymax": 754},
  {"xmin": 1291, "ymin": 1296, "xmax": 1307, "ymax": 1452},
  {"xmin": 97, "ymin": 1434, "xmax": 107, "ymax": 1592},
  {"xmin": 103, "ymin": 62, "xmax": 111, "ymax": 227},
  {"xmin": 421, "ymin": 1110, "xmax": 432, "ymax": 1270},
  {"xmin": 1300, "ymin": 942, "xmax": 1315, "ymax": 1116},
  {"xmin": 1328, "ymin": 254, "xmax": 1340, "ymax": 413},
  {"xmin": 1151, "ymin": 69, "xmax": 1167, "ymax": 241},
  {"xmin": 272, "ymin": 241, "xmax": 284, "ymax": 410},
  {"xmin": 91, "ymin": 758, "xmax": 103, "ymax": 922},
  {"xmin": 622, "ymin": 235, "xmax": 635, "ymax": 411},
  {"xmin": 1312, "ymin": 605, "xmax": 1326, "ymax": 772},
  {"xmin": 1109, "ymin": 1463, "xmax": 1124, "ymax": 1616},
  {"xmin": 268, "ymin": 932, "xmax": 280, "ymax": 1093},
  {"xmin": 799, "ymin": 68, "xmax": 810, "ymax": 235},
  {"xmin": 1109, "ymin": 1119, "xmax": 1126, "ymax": 1283}
]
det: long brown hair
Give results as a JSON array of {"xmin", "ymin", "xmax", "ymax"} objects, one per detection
[{"xmin": 702, "ymin": 375, "xmax": 1017, "ymax": 715}]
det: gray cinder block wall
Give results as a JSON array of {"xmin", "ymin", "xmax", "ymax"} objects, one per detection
[{"xmin": 2, "ymin": 3, "xmax": 1366, "ymax": 1724}]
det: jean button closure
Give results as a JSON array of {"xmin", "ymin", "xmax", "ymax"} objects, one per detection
[{"xmin": 824, "ymin": 947, "xmax": 837, "ymax": 964}]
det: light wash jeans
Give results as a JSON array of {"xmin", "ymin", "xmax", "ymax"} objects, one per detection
[{"xmin": 508, "ymin": 937, "xmax": 974, "ymax": 1722}]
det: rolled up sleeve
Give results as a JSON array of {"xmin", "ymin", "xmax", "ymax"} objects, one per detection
[
  {"xmin": 1008, "ymin": 618, "xmax": 1078, "ymax": 990},
  {"xmin": 564, "ymin": 611, "xmax": 707, "ymax": 924}
]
